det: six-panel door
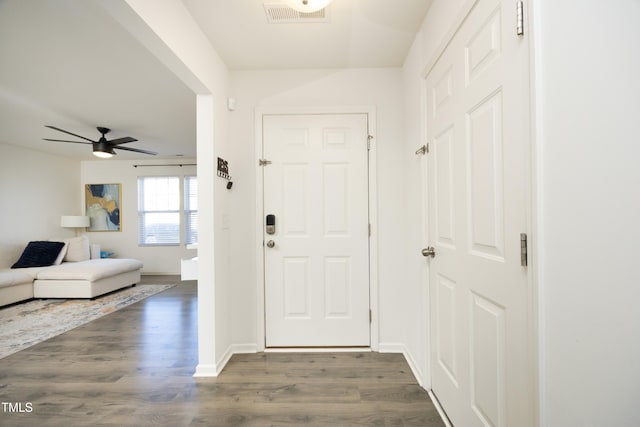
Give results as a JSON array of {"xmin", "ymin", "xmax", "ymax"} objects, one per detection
[
  {"xmin": 263, "ymin": 114, "xmax": 370, "ymax": 347},
  {"xmin": 425, "ymin": 0, "xmax": 533, "ymax": 425}
]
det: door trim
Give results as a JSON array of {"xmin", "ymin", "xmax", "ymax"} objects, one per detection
[{"xmin": 254, "ymin": 106, "xmax": 379, "ymax": 352}]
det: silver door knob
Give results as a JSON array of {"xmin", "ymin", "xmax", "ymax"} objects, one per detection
[
  {"xmin": 421, "ymin": 246, "xmax": 436, "ymax": 258},
  {"xmin": 266, "ymin": 240, "xmax": 275, "ymax": 248}
]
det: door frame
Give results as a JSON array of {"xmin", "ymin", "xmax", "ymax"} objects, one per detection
[
  {"xmin": 418, "ymin": 0, "xmax": 539, "ymax": 422},
  {"xmin": 254, "ymin": 105, "xmax": 379, "ymax": 352}
]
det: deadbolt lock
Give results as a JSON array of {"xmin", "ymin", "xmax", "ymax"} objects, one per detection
[{"xmin": 266, "ymin": 214, "xmax": 276, "ymax": 235}]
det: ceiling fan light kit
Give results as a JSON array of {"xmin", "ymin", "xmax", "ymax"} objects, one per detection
[
  {"xmin": 285, "ymin": 0, "xmax": 333, "ymax": 13},
  {"xmin": 93, "ymin": 145, "xmax": 114, "ymax": 158},
  {"xmin": 43, "ymin": 125, "xmax": 157, "ymax": 158}
]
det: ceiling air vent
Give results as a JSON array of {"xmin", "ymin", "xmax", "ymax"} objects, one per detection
[{"xmin": 263, "ymin": 2, "xmax": 330, "ymax": 24}]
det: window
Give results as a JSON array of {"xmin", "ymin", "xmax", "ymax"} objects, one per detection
[
  {"xmin": 138, "ymin": 177, "xmax": 180, "ymax": 245},
  {"xmin": 137, "ymin": 175, "xmax": 198, "ymax": 246},
  {"xmin": 184, "ymin": 176, "xmax": 198, "ymax": 245}
]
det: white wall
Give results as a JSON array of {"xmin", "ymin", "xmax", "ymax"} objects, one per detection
[
  {"xmin": 415, "ymin": 0, "xmax": 467, "ymax": 67},
  {"xmin": 0, "ymin": 143, "xmax": 80, "ymax": 269},
  {"xmin": 228, "ymin": 68, "xmax": 407, "ymax": 349},
  {"xmin": 80, "ymin": 158, "xmax": 196, "ymax": 274},
  {"xmin": 532, "ymin": 1, "xmax": 640, "ymax": 425}
]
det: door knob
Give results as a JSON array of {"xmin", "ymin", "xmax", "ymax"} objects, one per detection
[
  {"xmin": 421, "ymin": 246, "xmax": 436, "ymax": 258},
  {"xmin": 266, "ymin": 240, "xmax": 275, "ymax": 248}
]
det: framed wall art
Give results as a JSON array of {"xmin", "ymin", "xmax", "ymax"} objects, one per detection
[{"xmin": 85, "ymin": 183, "xmax": 121, "ymax": 231}]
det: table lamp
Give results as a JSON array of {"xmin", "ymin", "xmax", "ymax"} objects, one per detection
[{"xmin": 61, "ymin": 215, "xmax": 90, "ymax": 236}]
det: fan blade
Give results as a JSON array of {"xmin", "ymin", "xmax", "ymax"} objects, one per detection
[
  {"xmin": 114, "ymin": 145, "xmax": 157, "ymax": 155},
  {"xmin": 108, "ymin": 136, "xmax": 137, "ymax": 145},
  {"xmin": 43, "ymin": 138, "xmax": 91, "ymax": 145},
  {"xmin": 45, "ymin": 125, "xmax": 96, "ymax": 143}
]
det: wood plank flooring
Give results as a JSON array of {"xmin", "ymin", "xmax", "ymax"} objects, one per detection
[{"xmin": 0, "ymin": 276, "xmax": 445, "ymax": 426}]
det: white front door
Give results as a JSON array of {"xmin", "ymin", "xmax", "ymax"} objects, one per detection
[
  {"xmin": 424, "ymin": 0, "xmax": 533, "ymax": 425},
  {"xmin": 263, "ymin": 113, "xmax": 370, "ymax": 347}
]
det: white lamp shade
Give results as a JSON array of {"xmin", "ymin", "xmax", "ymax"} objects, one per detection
[
  {"xmin": 61, "ymin": 215, "xmax": 90, "ymax": 228},
  {"xmin": 285, "ymin": 0, "xmax": 333, "ymax": 13}
]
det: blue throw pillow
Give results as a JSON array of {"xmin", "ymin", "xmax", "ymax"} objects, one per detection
[{"xmin": 11, "ymin": 241, "xmax": 66, "ymax": 269}]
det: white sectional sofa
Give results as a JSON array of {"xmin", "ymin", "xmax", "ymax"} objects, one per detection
[
  {"xmin": 0, "ymin": 237, "xmax": 143, "ymax": 307},
  {"xmin": 33, "ymin": 258, "xmax": 143, "ymax": 299},
  {"xmin": 0, "ymin": 269, "xmax": 35, "ymax": 307}
]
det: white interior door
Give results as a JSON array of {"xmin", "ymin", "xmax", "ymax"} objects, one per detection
[
  {"xmin": 263, "ymin": 113, "xmax": 370, "ymax": 347},
  {"xmin": 424, "ymin": 0, "xmax": 532, "ymax": 425}
]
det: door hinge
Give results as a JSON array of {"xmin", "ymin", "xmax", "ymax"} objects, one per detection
[
  {"xmin": 367, "ymin": 135, "xmax": 373, "ymax": 150},
  {"xmin": 516, "ymin": 0, "xmax": 524, "ymax": 36},
  {"xmin": 520, "ymin": 233, "xmax": 528, "ymax": 267},
  {"xmin": 368, "ymin": 223, "xmax": 371, "ymax": 237},
  {"xmin": 415, "ymin": 143, "xmax": 429, "ymax": 156},
  {"xmin": 369, "ymin": 309, "xmax": 372, "ymax": 324},
  {"xmin": 259, "ymin": 159, "xmax": 272, "ymax": 166}
]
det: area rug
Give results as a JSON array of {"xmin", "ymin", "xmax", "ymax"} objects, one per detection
[{"xmin": 0, "ymin": 284, "xmax": 175, "ymax": 359}]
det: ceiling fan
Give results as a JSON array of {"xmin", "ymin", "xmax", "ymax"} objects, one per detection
[{"xmin": 43, "ymin": 125, "xmax": 157, "ymax": 158}]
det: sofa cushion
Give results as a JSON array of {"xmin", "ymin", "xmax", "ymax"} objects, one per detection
[
  {"xmin": 52, "ymin": 241, "xmax": 69, "ymax": 265},
  {"xmin": 0, "ymin": 270, "xmax": 36, "ymax": 288},
  {"xmin": 63, "ymin": 236, "xmax": 90, "ymax": 262},
  {"xmin": 35, "ymin": 258, "xmax": 143, "ymax": 282},
  {"xmin": 11, "ymin": 241, "xmax": 66, "ymax": 269}
]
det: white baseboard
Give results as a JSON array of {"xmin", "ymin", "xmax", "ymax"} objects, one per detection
[
  {"xmin": 378, "ymin": 342, "xmax": 405, "ymax": 353},
  {"xmin": 216, "ymin": 345, "xmax": 234, "ymax": 374},
  {"xmin": 378, "ymin": 342, "xmax": 425, "ymax": 387},
  {"xmin": 379, "ymin": 343, "xmax": 448, "ymax": 425},
  {"xmin": 193, "ymin": 344, "xmax": 258, "ymax": 377},
  {"xmin": 403, "ymin": 348, "xmax": 425, "ymax": 388},
  {"xmin": 140, "ymin": 272, "xmax": 180, "ymax": 276},
  {"xmin": 231, "ymin": 343, "xmax": 259, "ymax": 354},
  {"xmin": 265, "ymin": 347, "xmax": 371, "ymax": 353},
  {"xmin": 193, "ymin": 363, "xmax": 219, "ymax": 377},
  {"xmin": 428, "ymin": 390, "xmax": 453, "ymax": 427}
]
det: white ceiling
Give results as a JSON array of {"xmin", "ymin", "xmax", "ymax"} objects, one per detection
[
  {"xmin": 0, "ymin": 0, "xmax": 431, "ymax": 160},
  {"xmin": 183, "ymin": 0, "xmax": 432, "ymax": 70}
]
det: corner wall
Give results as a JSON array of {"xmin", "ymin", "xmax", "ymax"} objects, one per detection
[{"xmin": 0, "ymin": 143, "xmax": 80, "ymax": 269}]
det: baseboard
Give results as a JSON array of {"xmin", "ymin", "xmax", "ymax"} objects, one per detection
[
  {"xmin": 231, "ymin": 343, "xmax": 259, "ymax": 354},
  {"xmin": 378, "ymin": 342, "xmax": 405, "ymax": 353},
  {"xmin": 403, "ymin": 348, "xmax": 425, "ymax": 388},
  {"xmin": 140, "ymin": 272, "xmax": 180, "ymax": 276},
  {"xmin": 216, "ymin": 345, "xmax": 234, "ymax": 375},
  {"xmin": 194, "ymin": 344, "xmax": 259, "ymax": 377},
  {"xmin": 378, "ymin": 342, "xmax": 425, "ymax": 388},
  {"xmin": 265, "ymin": 347, "xmax": 371, "ymax": 353},
  {"xmin": 193, "ymin": 363, "xmax": 219, "ymax": 377},
  {"xmin": 428, "ymin": 390, "xmax": 453, "ymax": 427}
]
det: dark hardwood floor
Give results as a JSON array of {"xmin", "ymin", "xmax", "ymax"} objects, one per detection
[{"xmin": 0, "ymin": 276, "xmax": 445, "ymax": 426}]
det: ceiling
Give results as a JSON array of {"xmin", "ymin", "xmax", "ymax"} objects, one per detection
[
  {"xmin": 0, "ymin": 0, "xmax": 431, "ymax": 160},
  {"xmin": 183, "ymin": 0, "xmax": 432, "ymax": 70}
]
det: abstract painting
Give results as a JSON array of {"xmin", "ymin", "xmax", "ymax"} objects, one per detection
[{"xmin": 85, "ymin": 183, "xmax": 121, "ymax": 231}]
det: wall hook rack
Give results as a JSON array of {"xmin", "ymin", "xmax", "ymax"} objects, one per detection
[{"xmin": 217, "ymin": 157, "xmax": 233, "ymax": 189}]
